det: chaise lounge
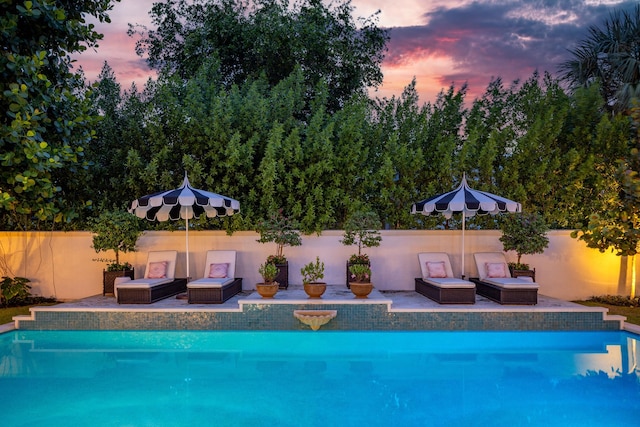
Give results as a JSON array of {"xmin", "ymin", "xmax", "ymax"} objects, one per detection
[
  {"xmin": 187, "ymin": 250, "xmax": 243, "ymax": 304},
  {"xmin": 414, "ymin": 252, "xmax": 476, "ymax": 304},
  {"xmin": 116, "ymin": 250, "xmax": 187, "ymax": 304},
  {"xmin": 470, "ymin": 252, "xmax": 539, "ymax": 305}
]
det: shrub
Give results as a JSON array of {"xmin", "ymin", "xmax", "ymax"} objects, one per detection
[{"xmin": 1, "ymin": 276, "xmax": 31, "ymax": 307}]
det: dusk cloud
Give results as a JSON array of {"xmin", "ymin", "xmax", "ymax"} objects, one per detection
[
  {"xmin": 380, "ymin": 0, "xmax": 638, "ymax": 101},
  {"xmin": 74, "ymin": 0, "xmax": 639, "ymax": 103}
]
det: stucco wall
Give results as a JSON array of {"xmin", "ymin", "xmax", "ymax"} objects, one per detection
[{"xmin": 0, "ymin": 229, "xmax": 632, "ymax": 301}]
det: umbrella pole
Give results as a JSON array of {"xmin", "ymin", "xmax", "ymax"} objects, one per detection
[
  {"xmin": 461, "ymin": 214, "xmax": 465, "ymax": 279},
  {"xmin": 186, "ymin": 217, "xmax": 190, "ymax": 281}
]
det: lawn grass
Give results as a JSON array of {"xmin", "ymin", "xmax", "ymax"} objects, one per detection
[
  {"xmin": 574, "ymin": 301, "xmax": 640, "ymax": 326},
  {"xmin": 0, "ymin": 303, "xmax": 58, "ymax": 325}
]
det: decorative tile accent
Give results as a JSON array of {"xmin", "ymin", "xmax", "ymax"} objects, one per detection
[{"xmin": 16, "ymin": 298, "xmax": 620, "ymax": 331}]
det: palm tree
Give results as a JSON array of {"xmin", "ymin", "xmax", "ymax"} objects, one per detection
[{"xmin": 560, "ymin": 5, "xmax": 640, "ymax": 112}]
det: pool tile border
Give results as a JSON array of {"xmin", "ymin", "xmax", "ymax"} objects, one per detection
[{"xmin": 13, "ymin": 288, "xmax": 623, "ymax": 332}]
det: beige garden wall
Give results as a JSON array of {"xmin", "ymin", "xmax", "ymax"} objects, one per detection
[{"xmin": 0, "ymin": 229, "xmax": 632, "ymax": 301}]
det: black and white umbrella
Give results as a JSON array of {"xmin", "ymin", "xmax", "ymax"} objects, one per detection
[
  {"xmin": 129, "ymin": 173, "xmax": 240, "ymax": 279},
  {"xmin": 411, "ymin": 174, "xmax": 521, "ymax": 277}
]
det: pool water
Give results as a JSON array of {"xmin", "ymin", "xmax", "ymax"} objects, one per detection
[{"xmin": 1, "ymin": 330, "xmax": 639, "ymax": 426}]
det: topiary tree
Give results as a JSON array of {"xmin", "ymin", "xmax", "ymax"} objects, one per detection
[
  {"xmin": 256, "ymin": 209, "xmax": 302, "ymax": 264},
  {"xmin": 499, "ymin": 212, "xmax": 549, "ymax": 269},
  {"xmin": 89, "ymin": 210, "xmax": 143, "ymax": 271},
  {"xmin": 341, "ymin": 209, "xmax": 382, "ymax": 264}
]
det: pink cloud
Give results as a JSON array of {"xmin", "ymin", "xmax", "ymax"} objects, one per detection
[{"xmin": 72, "ymin": 0, "xmax": 634, "ymax": 105}]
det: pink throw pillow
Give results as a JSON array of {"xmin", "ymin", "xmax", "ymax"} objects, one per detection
[
  {"xmin": 147, "ymin": 261, "xmax": 168, "ymax": 279},
  {"xmin": 485, "ymin": 262, "xmax": 507, "ymax": 278},
  {"xmin": 426, "ymin": 261, "xmax": 447, "ymax": 278},
  {"xmin": 208, "ymin": 263, "xmax": 229, "ymax": 278}
]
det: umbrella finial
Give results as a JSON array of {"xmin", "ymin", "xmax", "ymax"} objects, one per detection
[{"xmin": 182, "ymin": 171, "xmax": 190, "ymax": 188}]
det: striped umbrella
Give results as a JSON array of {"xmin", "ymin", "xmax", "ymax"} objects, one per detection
[
  {"xmin": 411, "ymin": 174, "xmax": 521, "ymax": 278},
  {"xmin": 129, "ymin": 173, "xmax": 240, "ymax": 280}
]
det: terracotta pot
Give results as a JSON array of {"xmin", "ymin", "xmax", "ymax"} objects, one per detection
[
  {"xmin": 303, "ymin": 282, "xmax": 326, "ymax": 299},
  {"xmin": 346, "ymin": 261, "xmax": 370, "ymax": 288},
  {"xmin": 349, "ymin": 282, "xmax": 373, "ymax": 299},
  {"xmin": 256, "ymin": 282, "xmax": 279, "ymax": 298}
]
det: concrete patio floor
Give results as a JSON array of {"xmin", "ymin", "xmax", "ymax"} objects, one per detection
[{"xmin": 32, "ymin": 286, "xmax": 599, "ymax": 312}]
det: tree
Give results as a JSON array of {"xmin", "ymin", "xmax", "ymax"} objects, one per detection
[
  {"xmin": 340, "ymin": 209, "xmax": 382, "ymax": 262},
  {"xmin": 0, "ymin": 0, "xmax": 118, "ymax": 229},
  {"xmin": 560, "ymin": 4, "xmax": 640, "ymax": 112},
  {"xmin": 499, "ymin": 212, "xmax": 549, "ymax": 268},
  {"xmin": 89, "ymin": 209, "xmax": 143, "ymax": 270},
  {"xmin": 572, "ymin": 103, "xmax": 640, "ymax": 297},
  {"xmin": 130, "ymin": 0, "xmax": 388, "ymax": 114}
]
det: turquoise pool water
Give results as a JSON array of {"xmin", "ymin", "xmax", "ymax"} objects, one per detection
[{"xmin": 1, "ymin": 330, "xmax": 639, "ymax": 426}]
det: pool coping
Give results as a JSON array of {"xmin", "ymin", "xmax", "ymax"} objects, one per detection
[{"xmin": 7, "ymin": 286, "xmax": 631, "ymax": 332}]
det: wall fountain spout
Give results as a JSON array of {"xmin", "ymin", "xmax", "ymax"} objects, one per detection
[{"xmin": 293, "ymin": 310, "xmax": 337, "ymax": 331}]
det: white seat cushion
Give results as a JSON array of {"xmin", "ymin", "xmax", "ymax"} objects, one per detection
[
  {"xmin": 422, "ymin": 277, "xmax": 475, "ymax": 289},
  {"xmin": 473, "ymin": 252, "xmax": 539, "ymax": 288},
  {"xmin": 116, "ymin": 278, "xmax": 174, "ymax": 289},
  {"xmin": 187, "ymin": 277, "xmax": 234, "ymax": 288},
  {"xmin": 481, "ymin": 277, "xmax": 539, "ymax": 289}
]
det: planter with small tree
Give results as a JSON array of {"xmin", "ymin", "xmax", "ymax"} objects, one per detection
[
  {"xmin": 256, "ymin": 262, "xmax": 279, "ymax": 298},
  {"xmin": 341, "ymin": 209, "xmax": 382, "ymax": 288},
  {"xmin": 499, "ymin": 212, "xmax": 549, "ymax": 281},
  {"xmin": 90, "ymin": 209, "xmax": 143, "ymax": 295},
  {"xmin": 256, "ymin": 210, "xmax": 302, "ymax": 289},
  {"xmin": 301, "ymin": 256, "xmax": 326, "ymax": 298}
]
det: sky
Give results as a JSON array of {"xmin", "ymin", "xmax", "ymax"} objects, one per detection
[{"xmin": 73, "ymin": 0, "xmax": 639, "ymax": 105}]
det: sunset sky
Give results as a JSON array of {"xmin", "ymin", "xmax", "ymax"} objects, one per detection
[{"xmin": 74, "ymin": 0, "xmax": 638, "ymax": 104}]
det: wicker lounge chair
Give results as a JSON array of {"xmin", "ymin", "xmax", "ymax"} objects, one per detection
[
  {"xmin": 470, "ymin": 252, "xmax": 539, "ymax": 305},
  {"xmin": 187, "ymin": 250, "xmax": 243, "ymax": 304},
  {"xmin": 414, "ymin": 252, "xmax": 476, "ymax": 304},
  {"xmin": 116, "ymin": 250, "xmax": 186, "ymax": 304}
]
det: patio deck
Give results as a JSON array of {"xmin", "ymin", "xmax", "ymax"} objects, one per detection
[{"xmin": 9, "ymin": 286, "xmax": 629, "ymax": 332}]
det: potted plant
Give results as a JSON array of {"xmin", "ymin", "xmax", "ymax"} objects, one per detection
[
  {"xmin": 256, "ymin": 262, "xmax": 279, "ymax": 298},
  {"xmin": 348, "ymin": 263, "xmax": 373, "ymax": 298},
  {"xmin": 301, "ymin": 256, "xmax": 326, "ymax": 298},
  {"xmin": 499, "ymin": 212, "xmax": 549, "ymax": 281},
  {"xmin": 341, "ymin": 209, "xmax": 382, "ymax": 288},
  {"xmin": 256, "ymin": 210, "xmax": 302, "ymax": 289},
  {"xmin": 89, "ymin": 209, "xmax": 143, "ymax": 295}
]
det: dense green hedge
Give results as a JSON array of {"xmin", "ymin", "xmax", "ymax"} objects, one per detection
[{"xmin": 74, "ymin": 67, "xmax": 631, "ymax": 234}]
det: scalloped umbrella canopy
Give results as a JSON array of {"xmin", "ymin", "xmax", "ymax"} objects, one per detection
[
  {"xmin": 410, "ymin": 174, "xmax": 521, "ymax": 278},
  {"xmin": 129, "ymin": 173, "xmax": 240, "ymax": 279}
]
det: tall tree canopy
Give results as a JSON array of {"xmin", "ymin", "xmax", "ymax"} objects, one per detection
[
  {"xmin": 0, "ymin": 0, "xmax": 118, "ymax": 229},
  {"xmin": 130, "ymin": 0, "xmax": 388, "ymax": 114},
  {"xmin": 560, "ymin": 4, "xmax": 640, "ymax": 112}
]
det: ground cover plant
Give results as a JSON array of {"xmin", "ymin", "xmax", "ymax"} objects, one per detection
[{"xmin": 0, "ymin": 276, "xmax": 57, "ymax": 324}]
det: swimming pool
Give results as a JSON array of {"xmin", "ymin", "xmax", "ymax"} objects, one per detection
[{"xmin": 2, "ymin": 330, "xmax": 639, "ymax": 426}]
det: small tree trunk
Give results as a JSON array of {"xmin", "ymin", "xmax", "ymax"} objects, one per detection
[{"xmin": 632, "ymin": 254, "xmax": 637, "ymax": 299}]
